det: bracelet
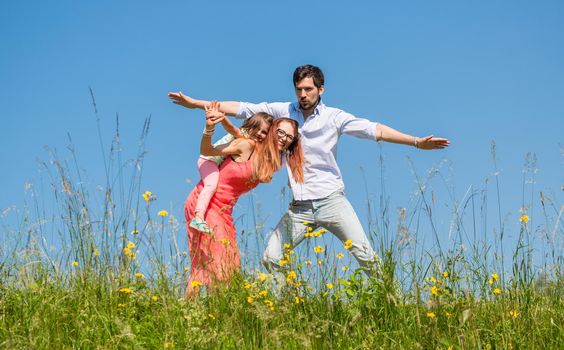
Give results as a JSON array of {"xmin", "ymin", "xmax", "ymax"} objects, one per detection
[
  {"xmin": 414, "ymin": 137, "xmax": 418, "ymax": 148},
  {"xmin": 203, "ymin": 127, "xmax": 215, "ymax": 136}
]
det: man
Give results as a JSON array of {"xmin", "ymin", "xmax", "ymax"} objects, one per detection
[{"xmin": 169, "ymin": 64, "xmax": 449, "ymax": 277}]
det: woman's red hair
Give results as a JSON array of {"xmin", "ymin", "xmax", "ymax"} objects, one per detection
[{"xmin": 252, "ymin": 118, "xmax": 304, "ymax": 183}]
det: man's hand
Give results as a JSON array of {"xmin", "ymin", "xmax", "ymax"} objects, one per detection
[
  {"xmin": 168, "ymin": 91, "xmax": 201, "ymax": 109},
  {"xmin": 415, "ymin": 135, "xmax": 450, "ymax": 150}
]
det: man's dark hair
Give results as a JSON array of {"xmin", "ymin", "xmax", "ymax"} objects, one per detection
[{"xmin": 293, "ymin": 65, "xmax": 324, "ymax": 88}]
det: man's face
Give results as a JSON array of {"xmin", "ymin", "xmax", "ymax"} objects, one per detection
[{"xmin": 294, "ymin": 77, "xmax": 324, "ymax": 111}]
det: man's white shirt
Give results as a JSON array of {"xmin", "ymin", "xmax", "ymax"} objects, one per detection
[{"xmin": 237, "ymin": 100, "xmax": 378, "ymax": 201}]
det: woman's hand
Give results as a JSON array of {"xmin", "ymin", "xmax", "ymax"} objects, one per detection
[{"xmin": 205, "ymin": 101, "xmax": 226, "ymax": 128}]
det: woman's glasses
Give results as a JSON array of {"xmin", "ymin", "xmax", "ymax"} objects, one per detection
[{"xmin": 276, "ymin": 128, "xmax": 296, "ymax": 142}]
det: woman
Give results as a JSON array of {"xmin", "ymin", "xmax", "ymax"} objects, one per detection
[{"xmin": 184, "ymin": 102, "xmax": 303, "ymax": 297}]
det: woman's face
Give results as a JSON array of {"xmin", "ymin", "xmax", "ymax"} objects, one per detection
[{"xmin": 275, "ymin": 121, "xmax": 297, "ymax": 151}]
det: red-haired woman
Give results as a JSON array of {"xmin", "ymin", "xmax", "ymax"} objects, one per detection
[{"xmin": 184, "ymin": 102, "xmax": 303, "ymax": 297}]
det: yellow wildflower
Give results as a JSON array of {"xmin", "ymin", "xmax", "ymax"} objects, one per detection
[
  {"xmin": 119, "ymin": 287, "xmax": 133, "ymax": 294},
  {"xmin": 278, "ymin": 259, "xmax": 289, "ymax": 266},
  {"xmin": 190, "ymin": 280, "xmax": 202, "ymax": 288},
  {"xmin": 491, "ymin": 273, "xmax": 499, "ymax": 281},
  {"xmin": 93, "ymin": 249, "xmax": 100, "ymax": 256},
  {"xmin": 219, "ymin": 238, "xmax": 231, "ymax": 245},
  {"xmin": 135, "ymin": 272, "xmax": 144, "ymax": 279},
  {"xmin": 312, "ymin": 231, "xmax": 321, "ymax": 237},
  {"xmin": 71, "ymin": 261, "xmax": 79, "ymax": 267},
  {"xmin": 426, "ymin": 311, "xmax": 436, "ymax": 319},
  {"xmin": 488, "ymin": 278, "xmax": 494, "ymax": 285},
  {"xmin": 344, "ymin": 240, "xmax": 353, "ymax": 249},
  {"xmin": 123, "ymin": 247, "xmax": 133, "ymax": 256},
  {"xmin": 157, "ymin": 210, "xmax": 169, "ymax": 217},
  {"xmin": 286, "ymin": 271, "xmax": 297, "ymax": 283},
  {"xmin": 317, "ymin": 260, "xmax": 323, "ymax": 266},
  {"xmin": 430, "ymin": 276, "xmax": 437, "ymax": 283},
  {"xmin": 283, "ymin": 243, "xmax": 291, "ymax": 249},
  {"xmin": 307, "ymin": 226, "xmax": 313, "ymax": 232},
  {"xmin": 430, "ymin": 286, "xmax": 439, "ymax": 296},
  {"xmin": 336, "ymin": 253, "xmax": 344, "ymax": 259},
  {"xmin": 258, "ymin": 272, "xmax": 268, "ymax": 282},
  {"xmin": 151, "ymin": 295, "xmax": 159, "ymax": 302},
  {"xmin": 127, "ymin": 241, "xmax": 136, "ymax": 249},
  {"xmin": 264, "ymin": 299, "xmax": 274, "ymax": 309},
  {"xmin": 131, "ymin": 229, "xmax": 139, "ymax": 235},
  {"xmin": 142, "ymin": 191, "xmax": 153, "ymax": 203},
  {"xmin": 313, "ymin": 246, "xmax": 325, "ymax": 254},
  {"xmin": 243, "ymin": 283, "xmax": 252, "ymax": 289},
  {"xmin": 295, "ymin": 296, "xmax": 302, "ymax": 304},
  {"xmin": 247, "ymin": 296, "xmax": 255, "ymax": 304},
  {"xmin": 302, "ymin": 221, "xmax": 311, "ymax": 225},
  {"xmin": 519, "ymin": 214, "xmax": 529, "ymax": 223},
  {"xmin": 326, "ymin": 283, "xmax": 334, "ymax": 289},
  {"xmin": 258, "ymin": 290, "xmax": 268, "ymax": 297},
  {"xmin": 493, "ymin": 288, "xmax": 501, "ymax": 295},
  {"xmin": 509, "ymin": 310, "xmax": 518, "ymax": 319},
  {"xmin": 208, "ymin": 313, "xmax": 216, "ymax": 320},
  {"xmin": 117, "ymin": 303, "xmax": 126, "ymax": 308},
  {"xmin": 442, "ymin": 271, "xmax": 449, "ymax": 278},
  {"xmin": 318, "ymin": 228, "xmax": 327, "ymax": 234}
]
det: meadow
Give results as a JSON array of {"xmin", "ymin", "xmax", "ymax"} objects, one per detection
[{"xmin": 0, "ymin": 114, "xmax": 562, "ymax": 349}]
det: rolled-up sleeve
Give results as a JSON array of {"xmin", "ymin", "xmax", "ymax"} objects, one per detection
[
  {"xmin": 236, "ymin": 102, "xmax": 291, "ymax": 119},
  {"xmin": 334, "ymin": 111, "xmax": 378, "ymax": 140}
]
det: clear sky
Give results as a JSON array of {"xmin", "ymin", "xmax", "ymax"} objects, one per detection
[{"xmin": 1, "ymin": 1, "xmax": 562, "ymax": 270}]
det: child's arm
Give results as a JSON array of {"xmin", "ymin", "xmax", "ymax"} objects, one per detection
[{"xmin": 221, "ymin": 116, "xmax": 245, "ymax": 139}]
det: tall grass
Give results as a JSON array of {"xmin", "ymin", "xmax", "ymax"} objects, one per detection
[{"xmin": 0, "ymin": 105, "xmax": 562, "ymax": 349}]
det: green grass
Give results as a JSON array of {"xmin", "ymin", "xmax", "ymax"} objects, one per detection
[{"xmin": 0, "ymin": 114, "xmax": 562, "ymax": 349}]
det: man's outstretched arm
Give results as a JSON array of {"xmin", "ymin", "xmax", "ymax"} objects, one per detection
[
  {"xmin": 376, "ymin": 123, "xmax": 450, "ymax": 150},
  {"xmin": 168, "ymin": 91, "xmax": 241, "ymax": 116}
]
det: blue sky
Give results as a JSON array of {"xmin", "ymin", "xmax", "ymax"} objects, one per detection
[{"xmin": 1, "ymin": 1, "xmax": 563, "ymax": 270}]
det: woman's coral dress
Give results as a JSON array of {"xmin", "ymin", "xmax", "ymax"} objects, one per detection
[{"xmin": 184, "ymin": 156, "xmax": 258, "ymax": 294}]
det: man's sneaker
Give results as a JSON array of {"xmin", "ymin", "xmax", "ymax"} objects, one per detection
[{"xmin": 189, "ymin": 217, "xmax": 213, "ymax": 234}]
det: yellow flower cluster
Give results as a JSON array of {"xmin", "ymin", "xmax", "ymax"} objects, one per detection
[
  {"xmin": 488, "ymin": 273, "xmax": 499, "ymax": 285},
  {"xmin": 123, "ymin": 246, "xmax": 137, "ymax": 260},
  {"xmin": 519, "ymin": 214, "xmax": 529, "ymax": 223},
  {"xmin": 304, "ymin": 228, "xmax": 327, "ymax": 238},
  {"xmin": 190, "ymin": 280, "xmax": 203, "ymax": 288},
  {"xmin": 158, "ymin": 210, "xmax": 169, "ymax": 217},
  {"xmin": 286, "ymin": 270, "xmax": 297, "ymax": 283},
  {"xmin": 142, "ymin": 191, "xmax": 155, "ymax": 204},
  {"xmin": 344, "ymin": 240, "xmax": 353, "ymax": 250},
  {"xmin": 119, "ymin": 287, "xmax": 133, "ymax": 294},
  {"xmin": 313, "ymin": 246, "xmax": 325, "ymax": 254}
]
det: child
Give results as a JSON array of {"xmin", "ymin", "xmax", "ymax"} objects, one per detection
[{"xmin": 189, "ymin": 105, "xmax": 273, "ymax": 233}]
